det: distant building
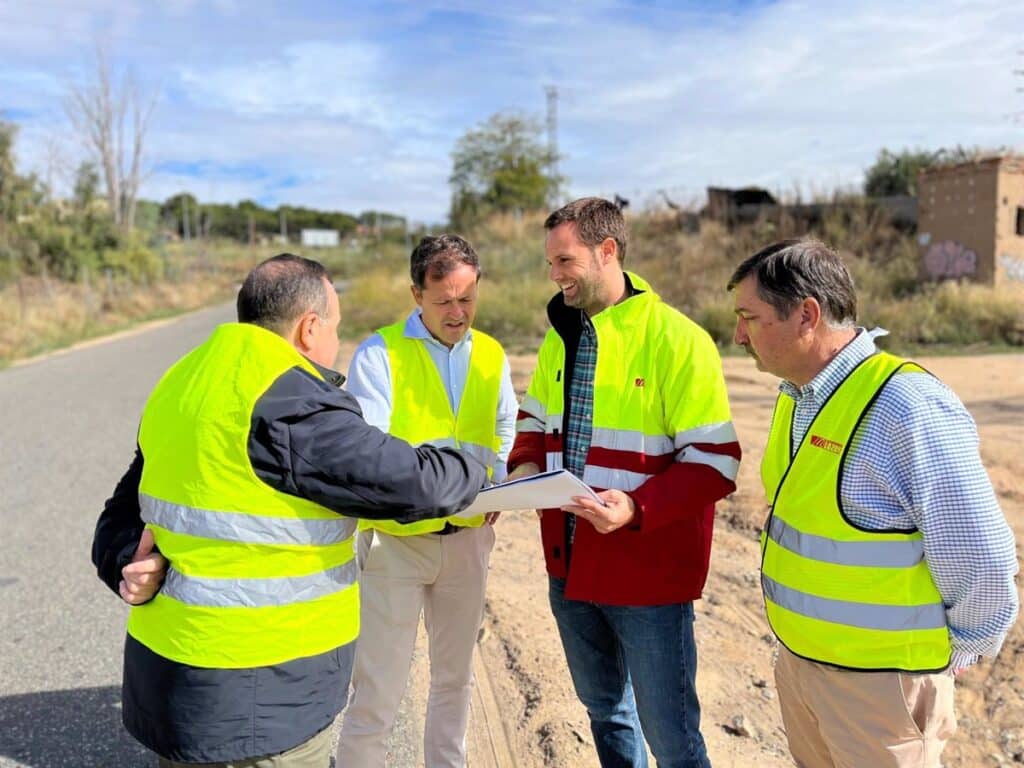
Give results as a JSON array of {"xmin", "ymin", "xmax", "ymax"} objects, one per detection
[
  {"xmin": 704, "ymin": 186, "xmax": 777, "ymax": 225},
  {"xmin": 917, "ymin": 155, "xmax": 1024, "ymax": 285},
  {"xmin": 300, "ymin": 229, "xmax": 340, "ymax": 248}
]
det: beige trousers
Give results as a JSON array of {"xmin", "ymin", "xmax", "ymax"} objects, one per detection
[
  {"xmin": 774, "ymin": 645, "xmax": 957, "ymax": 768},
  {"xmin": 337, "ymin": 525, "xmax": 495, "ymax": 768},
  {"xmin": 156, "ymin": 723, "xmax": 333, "ymax": 768}
]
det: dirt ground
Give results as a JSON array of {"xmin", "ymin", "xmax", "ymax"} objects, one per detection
[{"xmin": 467, "ymin": 352, "xmax": 1024, "ymax": 768}]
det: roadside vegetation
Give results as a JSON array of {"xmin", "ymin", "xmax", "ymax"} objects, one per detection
[{"xmin": 2, "ymin": 97, "xmax": 1021, "ymax": 368}]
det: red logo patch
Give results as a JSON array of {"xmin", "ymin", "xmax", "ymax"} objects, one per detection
[
  {"xmin": 810, "ymin": 434, "xmax": 843, "ymax": 454},
  {"xmin": 634, "ymin": 378, "xmax": 645, "ymax": 387}
]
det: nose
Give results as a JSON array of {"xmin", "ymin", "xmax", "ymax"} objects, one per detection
[
  {"xmin": 733, "ymin": 317, "xmax": 748, "ymax": 346},
  {"xmin": 548, "ymin": 263, "xmax": 560, "ymax": 283}
]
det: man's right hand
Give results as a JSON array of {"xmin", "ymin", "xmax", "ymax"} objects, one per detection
[{"xmin": 119, "ymin": 528, "xmax": 168, "ymax": 605}]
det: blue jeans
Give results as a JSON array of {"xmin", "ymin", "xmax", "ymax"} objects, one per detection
[{"xmin": 549, "ymin": 577, "xmax": 710, "ymax": 768}]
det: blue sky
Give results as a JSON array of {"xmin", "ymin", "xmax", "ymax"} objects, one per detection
[{"xmin": 2, "ymin": 0, "xmax": 1022, "ymax": 223}]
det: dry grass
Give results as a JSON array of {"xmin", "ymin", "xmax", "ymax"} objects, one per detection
[
  {"xmin": 0, "ymin": 244, "xmax": 257, "ymax": 366},
  {"xmin": 3, "ymin": 208, "xmax": 1022, "ymax": 366}
]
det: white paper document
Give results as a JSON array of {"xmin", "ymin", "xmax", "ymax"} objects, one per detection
[{"xmin": 455, "ymin": 469, "xmax": 604, "ymax": 518}]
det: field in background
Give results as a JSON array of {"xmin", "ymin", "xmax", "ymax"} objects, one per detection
[{"xmin": 3, "ymin": 207, "xmax": 1023, "ymax": 367}]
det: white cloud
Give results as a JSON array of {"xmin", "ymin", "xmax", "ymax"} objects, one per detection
[
  {"xmin": 178, "ymin": 41, "xmax": 384, "ymax": 121},
  {"xmin": 3, "ymin": 0, "xmax": 1022, "ymax": 222}
]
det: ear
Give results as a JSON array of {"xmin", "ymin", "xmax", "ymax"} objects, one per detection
[
  {"xmin": 598, "ymin": 237, "xmax": 617, "ymax": 265},
  {"xmin": 410, "ymin": 284, "xmax": 423, "ymax": 306},
  {"xmin": 799, "ymin": 297, "xmax": 822, "ymax": 332},
  {"xmin": 295, "ymin": 312, "xmax": 319, "ymax": 353}
]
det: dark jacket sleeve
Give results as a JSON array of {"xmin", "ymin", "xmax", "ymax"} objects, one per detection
[
  {"xmin": 249, "ymin": 366, "xmax": 486, "ymax": 522},
  {"xmin": 92, "ymin": 447, "xmax": 146, "ymax": 596}
]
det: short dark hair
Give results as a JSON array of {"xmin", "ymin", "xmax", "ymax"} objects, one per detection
[
  {"xmin": 726, "ymin": 239, "xmax": 857, "ymax": 325},
  {"xmin": 410, "ymin": 234, "xmax": 480, "ymax": 290},
  {"xmin": 237, "ymin": 253, "xmax": 332, "ymax": 333},
  {"xmin": 544, "ymin": 197, "xmax": 628, "ymax": 263}
]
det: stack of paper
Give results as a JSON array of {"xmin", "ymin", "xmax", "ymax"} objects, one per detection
[{"xmin": 455, "ymin": 469, "xmax": 603, "ymax": 518}]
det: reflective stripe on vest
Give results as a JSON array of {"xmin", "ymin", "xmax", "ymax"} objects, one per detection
[
  {"xmin": 130, "ymin": 323, "xmax": 359, "ymax": 669},
  {"xmin": 162, "ymin": 559, "xmax": 359, "ymax": 608},
  {"xmin": 360, "ymin": 322, "xmax": 504, "ymax": 536},
  {"xmin": 759, "ymin": 351, "xmax": 951, "ymax": 672},
  {"xmin": 142, "ymin": 494, "xmax": 356, "ymax": 546},
  {"xmin": 762, "ymin": 575, "xmax": 948, "ymax": 631},
  {"xmin": 517, "ymin": 394, "xmax": 546, "ymax": 434}
]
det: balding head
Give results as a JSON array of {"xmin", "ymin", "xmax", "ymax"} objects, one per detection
[{"xmin": 237, "ymin": 253, "xmax": 333, "ymax": 335}]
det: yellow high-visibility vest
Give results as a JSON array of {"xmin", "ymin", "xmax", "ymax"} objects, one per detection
[
  {"xmin": 760, "ymin": 351, "xmax": 951, "ymax": 671},
  {"xmin": 129, "ymin": 323, "xmax": 359, "ymax": 669},
  {"xmin": 359, "ymin": 321, "xmax": 503, "ymax": 536}
]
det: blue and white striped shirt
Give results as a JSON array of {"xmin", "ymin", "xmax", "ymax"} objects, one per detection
[{"xmin": 780, "ymin": 328, "xmax": 1019, "ymax": 669}]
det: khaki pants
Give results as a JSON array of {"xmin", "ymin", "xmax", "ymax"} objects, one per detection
[
  {"xmin": 156, "ymin": 723, "xmax": 333, "ymax": 768},
  {"xmin": 338, "ymin": 525, "xmax": 495, "ymax": 768},
  {"xmin": 774, "ymin": 645, "xmax": 957, "ymax": 768}
]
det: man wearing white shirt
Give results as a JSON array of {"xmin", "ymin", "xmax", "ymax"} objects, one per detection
[{"xmin": 337, "ymin": 234, "xmax": 518, "ymax": 768}]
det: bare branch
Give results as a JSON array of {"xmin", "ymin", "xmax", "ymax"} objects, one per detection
[{"xmin": 63, "ymin": 42, "xmax": 157, "ymax": 232}]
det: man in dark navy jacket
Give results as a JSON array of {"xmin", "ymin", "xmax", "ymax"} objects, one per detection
[{"xmin": 93, "ymin": 253, "xmax": 486, "ymax": 767}]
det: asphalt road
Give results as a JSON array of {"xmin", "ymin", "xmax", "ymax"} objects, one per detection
[
  {"xmin": 0, "ymin": 304, "xmax": 240, "ymax": 767},
  {"xmin": 0, "ymin": 303, "xmax": 508, "ymax": 768}
]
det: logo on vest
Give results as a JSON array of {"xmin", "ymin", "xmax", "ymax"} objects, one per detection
[
  {"xmin": 810, "ymin": 434, "xmax": 843, "ymax": 455},
  {"xmin": 634, "ymin": 378, "xmax": 645, "ymax": 387}
]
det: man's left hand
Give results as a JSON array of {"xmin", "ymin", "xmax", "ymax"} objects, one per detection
[
  {"xmin": 119, "ymin": 528, "xmax": 168, "ymax": 605},
  {"xmin": 562, "ymin": 489, "xmax": 635, "ymax": 534}
]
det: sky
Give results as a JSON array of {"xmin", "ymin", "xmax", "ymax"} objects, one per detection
[{"xmin": 2, "ymin": 0, "xmax": 1022, "ymax": 224}]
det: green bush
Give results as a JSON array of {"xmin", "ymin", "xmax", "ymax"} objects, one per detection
[
  {"xmin": 339, "ymin": 268, "xmax": 412, "ymax": 339},
  {"xmin": 101, "ymin": 240, "xmax": 164, "ymax": 282},
  {"xmin": 476, "ymin": 276, "xmax": 553, "ymax": 349},
  {"xmin": 868, "ymin": 282, "xmax": 1024, "ymax": 347},
  {"xmin": 696, "ymin": 299, "xmax": 738, "ymax": 348}
]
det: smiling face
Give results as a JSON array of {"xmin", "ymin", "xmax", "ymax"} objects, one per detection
[
  {"xmin": 412, "ymin": 262, "xmax": 479, "ymax": 348},
  {"xmin": 544, "ymin": 221, "xmax": 615, "ymax": 316}
]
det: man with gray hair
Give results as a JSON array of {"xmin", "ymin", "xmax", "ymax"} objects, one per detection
[
  {"xmin": 729, "ymin": 238, "xmax": 1018, "ymax": 767},
  {"xmin": 93, "ymin": 253, "xmax": 486, "ymax": 767},
  {"xmin": 337, "ymin": 235, "xmax": 517, "ymax": 767}
]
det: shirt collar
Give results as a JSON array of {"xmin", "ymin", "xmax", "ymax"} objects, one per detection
[
  {"xmin": 779, "ymin": 327, "xmax": 888, "ymax": 403},
  {"xmin": 403, "ymin": 309, "xmax": 473, "ymax": 351}
]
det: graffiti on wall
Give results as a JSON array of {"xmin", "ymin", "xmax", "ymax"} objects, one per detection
[
  {"xmin": 923, "ymin": 240, "xmax": 978, "ymax": 279},
  {"xmin": 999, "ymin": 254, "xmax": 1024, "ymax": 282}
]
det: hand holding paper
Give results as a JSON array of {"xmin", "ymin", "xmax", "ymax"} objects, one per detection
[
  {"xmin": 562, "ymin": 488, "xmax": 636, "ymax": 534},
  {"xmin": 455, "ymin": 469, "xmax": 603, "ymax": 518}
]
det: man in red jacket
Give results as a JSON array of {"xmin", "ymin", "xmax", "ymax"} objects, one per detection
[{"xmin": 508, "ymin": 198, "xmax": 740, "ymax": 768}]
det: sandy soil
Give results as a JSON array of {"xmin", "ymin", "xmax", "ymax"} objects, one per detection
[{"xmin": 470, "ymin": 352, "xmax": 1024, "ymax": 768}]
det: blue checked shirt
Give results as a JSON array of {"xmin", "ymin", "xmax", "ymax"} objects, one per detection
[
  {"xmin": 564, "ymin": 314, "xmax": 597, "ymax": 547},
  {"xmin": 780, "ymin": 328, "xmax": 1019, "ymax": 669}
]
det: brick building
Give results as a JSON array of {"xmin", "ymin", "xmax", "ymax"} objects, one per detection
[{"xmin": 917, "ymin": 155, "xmax": 1024, "ymax": 285}]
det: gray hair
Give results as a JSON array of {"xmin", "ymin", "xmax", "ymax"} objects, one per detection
[{"xmin": 727, "ymin": 238, "xmax": 857, "ymax": 327}]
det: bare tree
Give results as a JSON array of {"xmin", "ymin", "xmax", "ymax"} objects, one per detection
[{"xmin": 65, "ymin": 46, "xmax": 156, "ymax": 232}]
